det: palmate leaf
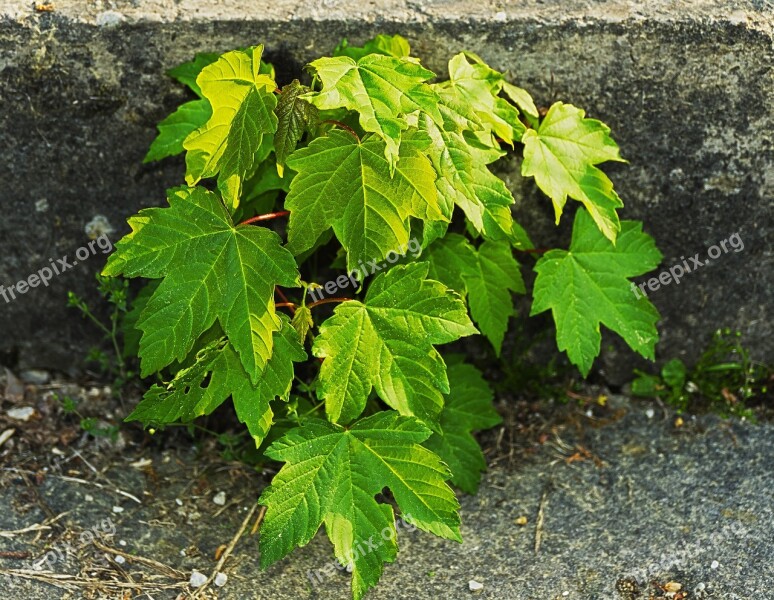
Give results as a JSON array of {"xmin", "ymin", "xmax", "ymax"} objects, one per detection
[
  {"xmin": 531, "ymin": 208, "xmax": 662, "ymax": 376},
  {"xmin": 423, "ymin": 234, "xmax": 524, "ymax": 354},
  {"xmin": 285, "ymin": 130, "xmax": 445, "ymax": 273},
  {"xmin": 418, "ymin": 109, "xmax": 515, "ymax": 244},
  {"xmin": 442, "ymin": 52, "xmax": 525, "ymax": 146},
  {"xmin": 167, "ymin": 52, "xmax": 220, "ymax": 97},
  {"xmin": 183, "ymin": 45, "xmax": 278, "ymax": 209},
  {"xmin": 313, "ymin": 263, "xmax": 477, "ymax": 425},
  {"xmin": 144, "ymin": 99, "xmax": 211, "ymax": 163},
  {"xmin": 425, "ymin": 363, "xmax": 502, "ymax": 494},
  {"xmin": 259, "ymin": 411, "xmax": 461, "ymax": 600},
  {"xmin": 126, "ymin": 316, "xmax": 306, "ymax": 444},
  {"xmin": 521, "ymin": 101, "xmax": 626, "ymax": 242},
  {"xmin": 303, "ymin": 54, "xmax": 442, "ymax": 166},
  {"xmin": 273, "ymin": 79, "xmax": 318, "ymax": 176},
  {"xmin": 102, "ymin": 186, "xmax": 299, "ymax": 382}
]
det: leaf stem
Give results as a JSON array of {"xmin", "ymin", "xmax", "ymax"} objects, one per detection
[
  {"xmin": 240, "ymin": 210, "xmax": 290, "ymax": 226},
  {"xmin": 275, "ymin": 287, "xmax": 296, "ymax": 315},
  {"xmin": 320, "ymin": 120, "xmax": 360, "ymax": 143},
  {"xmin": 307, "ymin": 297, "xmax": 352, "ymax": 310}
]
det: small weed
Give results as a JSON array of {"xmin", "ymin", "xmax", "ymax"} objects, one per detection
[{"xmin": 631, "ymin": 329, "xmax": 771, "ymax": 419}]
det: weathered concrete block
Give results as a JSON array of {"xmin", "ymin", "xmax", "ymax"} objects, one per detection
[{"xmin": 0, "ymin": 1, "xmax": 772, "ymax": 379}]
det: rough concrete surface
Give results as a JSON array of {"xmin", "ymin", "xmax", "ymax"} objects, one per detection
[
  {"xmin": 0, "ymin": 390, "xmax": 772, "ymax": 599},
  {"xmin": 0, "ymin": 1, "xmax": 773, "ymax": 378}
]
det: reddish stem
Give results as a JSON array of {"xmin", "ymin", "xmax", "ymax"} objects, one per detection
[
  {"xmin": 308, "ymin": 297, "xmax": 352, "ymax": 310},
  {"xmin": 241, "ymin": 210, "xmax": 290, "ymax": 226},
  {"xmin": 321, "ymin": 120, "xmax": 360, "ymax": 143},
  {"xmin": 275, "ymin": 287, "xmax": 296, "ymax": 315}
]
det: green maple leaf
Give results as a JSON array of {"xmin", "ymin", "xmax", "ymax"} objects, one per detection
[
  {"xmin": 418, "ymin": 109, "xmax": 515, "ymax": 243},
  {"xmin": 167, "ymin": 52, "xmax": 220, "ymax": 97},
  {"xmin": 312, "ymin": 263, "xmax": 476, "ymax": 424},
  {"xmin": 259, "ymin": 410, "xmax": 461, "ymax": 600},
  {"xmin": 423, "ymin": 234, "xmax": 524, "ymax": 354},
  {"xmin": 183, "ymin": 45, "xmax": 278, "ymax": 208},
  {"xmin": 303, "ymin": 54, "xmax": 442, "ymax": 166},
  {"xmin": 531, "ymin": 209, "xmax": 662, "ymax": 376},
  {"xmin": 126, "ymin": 316, "xmax": 306, "ymax": 444},
  {"xmin": 521, "ymin": 101, "xmax": 626, "ymax": 242},
  {"xmin": 333, "ymin": 34, "xmax": 411, "ymax": 60},
  {"xmin": 144, "ymin": 99, "xmax": 211, "ymax": 163},
  {"xmin": 285, "ymin": 130, "xmax": 444, "ymax": 272},
  {"xmin": 443, "ymin": 52, "xmax": 525, "ymax": 146},
  {"xmin": 273, "ymin": 79, "xmax": 318, "ymax": 176},
  {"xmin": 102, "ymin": 186, "xmax": 299, "ymax": 382},
  {"xmin": 425, "ymin": 363, "xmax": 502, "ymax": 494}
]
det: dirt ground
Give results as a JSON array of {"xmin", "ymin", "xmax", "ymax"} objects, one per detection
[{"xmin": 0, "ymin": 366, "xmax": 772, "ymax": 600}]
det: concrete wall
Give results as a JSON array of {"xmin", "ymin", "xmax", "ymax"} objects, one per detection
[{"xmin": 1, "ymin": 1, "xmax": 772, "ymax": 380}]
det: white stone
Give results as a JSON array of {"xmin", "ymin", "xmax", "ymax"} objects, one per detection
[
  {"xmin": 214, "ymin": 572, "xmax": 228, "ymax": 587},
  {"xmin": 189, "ymin": 571, "xmax": 208, "ymax": 588},
  {"xmin": 213, "ymin": 491, "xmax": 227, "ymax": 506},
  {"xmin": 114, "ymin": 555, "xmax": 126, "ymax": 564},
  {"xmin": 645, "ymin": 408, "xmax": 655, "ymax": 419},
  {"xmin": 7, "ymin": 407, "xmax": 34, "ymax": 421},
  {"xmin": 711, "ymin": 560, "xmax": 719, "ymax": 569},
  {"xmin": 112, "ymin": 506, "xmax": 124, "ymax": 513},
  {"xmin": 469, "ymin": 580, "xmax": 484, "ymax": 591}
]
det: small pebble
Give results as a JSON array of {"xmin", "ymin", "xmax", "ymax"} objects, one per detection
[
  {"xmin": 494, "ymin": 11, "xmax": 506, "ymax": 21},
  {"xmin": 563, "ymin": 592, "xmax": 569, "ymax": 597},
  {"xmin": 84, "ymin": 494, "xmax": 94, "ymax": 502},
  {"xmin": 112, "ymin": 506, "xmax": 124, "ymax": 513},
  {"xmin": 214, "ymin": 572, "xmax": 228, "ymax": 587},
  {"xmin": 469, "ymin": 580, "xmax": 484, "ymax": 591},
  {"xmin": 7, "ymin": 407, "xmax": 35, "ymax": 421},
  {"xmin": 95, "ymin": 11, "xmax": 124, "ymax": 27},
  {"xmin": 213, "ymin": 491, "xmax": 227, "ymax": 506},
  {"xmin": 645, "ymin": 407, "xmax": 655, "ymax": 419},
  {"xmin": 189, "ymin": 570, "xmax": 208, "ymax": 588},
  {"xmin": 175, "ymin": 498, "xmax": 183, "ymax": 506},
  {"xmin": 119, "ymin": 540, "xmax": 126, "ymax": 546},
  {"xmin": 711, "ymin": 560, "xmax": 719, "ymax": 569},
  {"xmin": 514, "ymin": 516, "xmax": 528, "ymax": 526},
  {"xmin": 114, "ymin": 555, "xmax": 126, "ymax": 564}
]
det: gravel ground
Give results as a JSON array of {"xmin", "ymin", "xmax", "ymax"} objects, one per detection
[{"xmin": 0, "ymin": 369, "xmax": 772, "ymax": 600}]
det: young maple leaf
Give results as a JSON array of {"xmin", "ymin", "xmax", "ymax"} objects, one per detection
[
  {"xmin": 424, "ymin": 234, "xmax": 525, "ymax": 355},
  {"xmin": 521, "ymin": 101, "xmax": 626, "ymax": 242},
  {"xmin": 103, "ymin": 186, "xmax": 299, "ymax": 382},
  {"xmin": 531, "ymin": 208, "xmax": 662, "ymax": 375},
  {"xmin": 303, "ymin": 54, "xmax": 442, "ymax": 167},
  {"xmin": 313, "ymin": 263, "xmax": 477, "ymax": 425},
  {"xmin": 259, "ymin": 411, "xmax": 461, "ymax": 600},
  {"xmin": 183, "ymin": 45, "xmax": 278, "ymax": 209},
  {"xmin": 284, "ymin": 130, "xmax": 445, "ymax": 273}
]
